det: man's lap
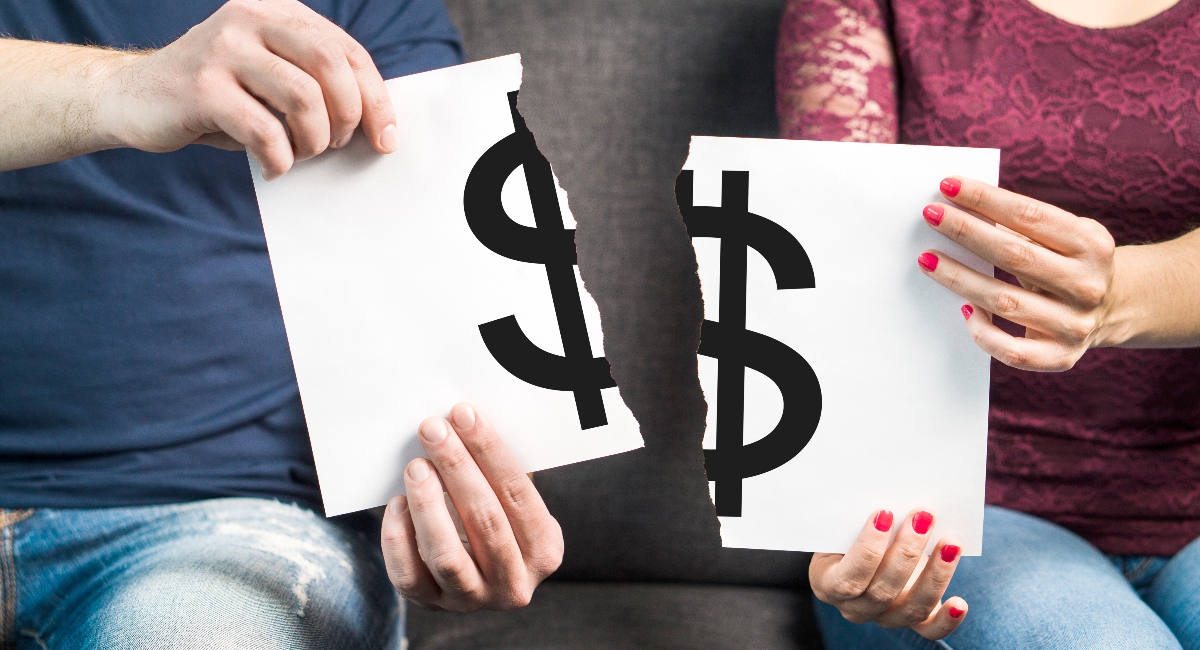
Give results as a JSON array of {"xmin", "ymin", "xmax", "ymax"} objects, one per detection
[
  {"xmin": 815, "ymin": 505, "xmax": 1186, "ymax": 650},
  {"xmin": 7, "ymin": 498, "xmax": 401, "ymax": 650}
]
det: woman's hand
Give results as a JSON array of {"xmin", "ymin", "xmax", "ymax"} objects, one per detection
[
  {"xmin": 810, "ymin": 509, "xmax": 967, "ymax": 640},
  {"xmin": 918, "ymin": 177, "xmax": 1117, "ymax": 371},
  {"xmin": 380, "ymin": 403, "xmax": 564, "ymax": 612}
]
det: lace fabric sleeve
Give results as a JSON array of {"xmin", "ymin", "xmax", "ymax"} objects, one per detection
[{"xmin": 775, "ymin": 0, "xmax": 899, "ymax": 143}]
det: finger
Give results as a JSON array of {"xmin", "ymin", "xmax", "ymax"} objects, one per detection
[
  {"xmin": 962, "ymin": 303, "xmax": 1077, "ymax": 371},
  {"xmin": 939, "ymin": 177, "xmax": 1089, "ymax": 256},
  {"xmin": 343, "ymin": 38, "xmax": 396, "ymax": 153},
  {"xmin": 855, "ymin": 510, "xmax": 935, "ymax": 619},
  {"xmin": 404, "ymin": 457, "xmax": 487, "ymax": 610},
  {"xmin": 923, "ymin": 202, "xmax": 1083, "ymax": 300},
  {"xmin": 233, "ymin": 50, "xmax": 331, "ymax": 161},
  {"xmin": 875, "ymin": 539, "xmax": 962, "ymax": 628},
  {"xmin": 257, "ymin": 4, "xmax": 395, "ymax": 153},
  {"xmin": 918, "ymin": 251, "xmax": 1087, "ymax": 343},
  {"xmin": 256, "ymin": 19, "xmax": 363, "ymax": 149},
  {"xmin": 449, "ymin": 404, "xmax": 563, "ymax": 579},
  {"xmin": 812, "ymin": 510, "xmax": 895, "ymax": 607},
  {"xmin": 380, "ymin": 495, "xmax": 442, "ymax": 607},
  {"xmin": 913, "ymin": 596, "xmax": 968, "ymax": 641},
  {"xmin": 417, "ymin": 416, "xmax": 524, "ymax": 586},
  {"xmin": 208, "ymin": 86, "xmax": 293, "ymax": 180}
]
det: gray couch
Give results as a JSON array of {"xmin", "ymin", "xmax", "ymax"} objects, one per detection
[{"xmin": 407, "ymin": 2, "xmax": 825, "ymax": 647}]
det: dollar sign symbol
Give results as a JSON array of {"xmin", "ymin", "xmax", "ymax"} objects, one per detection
[
  {"xmin": 463, "ymin": 91, "xmax": 616, "ymax": 430},
  {"xmin": 677, "ymin": 170, "xmax": 823, "ymax": 517}
]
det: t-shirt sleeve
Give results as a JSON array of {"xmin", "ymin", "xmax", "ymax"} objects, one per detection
[
  {"xmin": 332, "ymin": 0, "xmax": 464, "ymax": 79},
  {"xmin": 775, "ymin": 0, "xmax": 898, "ymax": 143}
]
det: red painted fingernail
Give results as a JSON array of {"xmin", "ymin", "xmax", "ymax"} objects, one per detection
[
  {"xmin": 940, "ymin": 178, "xmax": 961, "ymax": 197},
  {"xmin": 941, "ymin": 544, "xmax": 961, "ymax": 563},
  {"xmin": 948, "ymin": 606, "xmax": 965, "ymax": 619},
  {"xmin": 961, "ymin": 304, "xmax": 973, "ymax": 320},
  {"xmin": 918, "ymin": 252, "xmax": 939, "ymax": 272},
  {"xmin": 874, "ymin": 510, "xmax": 894, "ymax": 532},
  {"xmin": 923, "ymin": 204, "xmax": 944, "ymax": 226},
  {"xmin": 912, "ymin": 511, "xmax": 934, "ymax": 534}
]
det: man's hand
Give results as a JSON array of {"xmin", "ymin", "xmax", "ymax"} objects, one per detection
[
  {"xmin": 380, "ymin": 404, "xmax": 564, "ymax": 611},
  {"xmin": 0, "ymin": 0, "xmax": 395, "ymax": 177}
]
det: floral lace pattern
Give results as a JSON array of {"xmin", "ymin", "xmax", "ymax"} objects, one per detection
[{"xmin": 778, "ymin": 0, "xmax": 1200, "ymax": 555}]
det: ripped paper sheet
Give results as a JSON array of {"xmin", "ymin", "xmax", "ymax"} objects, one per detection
[
  {"xmin": 251, "ymin": 54, "xmax": 643, "ymax": 517},
  {"xmin": 683, "ymin": 137, "xmax": 998, "ymax": 555}
]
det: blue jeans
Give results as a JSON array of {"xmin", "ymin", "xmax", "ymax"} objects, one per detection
[
  {"xmin": 0, "ymin": 498, "xmax": 402, "ymax": 649},
  {"xmin": 816, "ymin": 506, "xmax": 1200, "ymax": 649}
]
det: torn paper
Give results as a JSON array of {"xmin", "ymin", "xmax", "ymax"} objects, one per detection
[
  {"xmin": 250, "ymin": 54, "xmax": 643, "ymax": 517},
  {"xmin": 682, "ymin": 137, "xmax": 998, "ymax": 555}
]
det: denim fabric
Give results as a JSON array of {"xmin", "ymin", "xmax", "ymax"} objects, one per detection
[
  {"xmin": 0, "ymin": 498, "xmax": 401, "ymax": 649},
  {"xmin": 815, "ymin": 506, "xmax": 1200, "ymax": 649}
]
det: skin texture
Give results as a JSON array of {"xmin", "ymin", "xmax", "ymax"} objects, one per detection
[
  {"xmin": 1027, "ymin": 0, "xmax": 1183, "ymax": 28},
  {"xmin": 0, "ymin": 0, "xmax": 398, "ymax": 178},
  {"xmin": 380, "ymin": 404, "xmax": 563, "ymax": 612},
  {"xmin": 0, "ymin": 0, "xmax": 561, "ymax": 611}
]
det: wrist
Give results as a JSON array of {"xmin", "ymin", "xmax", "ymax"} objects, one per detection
[
  {"xmin": 1091, "ymin": 245, "xmax": 1141, "ymax": 348},
  {"xmin": 91, "ymin": 50, "xmax": 153, "ymax": 151}
]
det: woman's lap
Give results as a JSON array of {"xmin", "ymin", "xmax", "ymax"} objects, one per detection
[{"xmin": 815, "ymin": 506, "xmax": 1185, "ymax": 650}]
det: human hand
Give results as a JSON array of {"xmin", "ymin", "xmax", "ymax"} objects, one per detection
[
  {"xmin": 809, "ymin": 509, "xmax": 967, "ymax": 640},
  {"xmin": 97, "ymin": 0, "xmax": 395, "ymax": 179},
  {"xmin": 380, "ymin": 403, "xmax": 564, "ymax": 611},
  {"xmin": 918, "ymin": 177, "xmax": 1118, "ymax": 371}
]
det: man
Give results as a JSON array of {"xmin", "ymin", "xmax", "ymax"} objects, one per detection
[{"xmin": 0, "ymin": 1, "xmax": 561, "ymax": 647}]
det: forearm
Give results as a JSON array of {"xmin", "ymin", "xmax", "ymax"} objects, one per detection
[
  {"xmin": 0, "ymin": 38, "xmax": 140, "ymax": 171},
  {"xmin": 1099, "ymin": 228, "xmax": 1200, "ymax": 348}
]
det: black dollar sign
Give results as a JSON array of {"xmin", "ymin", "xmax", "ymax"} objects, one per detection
[
  {"xmin": 463, "ymin": 91, "xmax": 615, "ymax": 430},
  {"xmin": 677, "ymin": 170, "xmax": 823, "ymax": 517}
]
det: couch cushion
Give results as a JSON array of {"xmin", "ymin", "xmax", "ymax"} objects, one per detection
[{"xmin": 407, "ymin": 582, "xmax": 820, "ymax": 649}]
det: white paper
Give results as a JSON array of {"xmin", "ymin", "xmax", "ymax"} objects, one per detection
[
  {"xmin": 685, "ymin": 137, "xmax": 998, "ymax": 555},
  {"xmin": 250, "ymin": 55, "xmax": 643, "ymax": 517}
]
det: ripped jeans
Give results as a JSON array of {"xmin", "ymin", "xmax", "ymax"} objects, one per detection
[{"xmin": 0, "ymin": 498, "xmax": 403, "ymax": 649}]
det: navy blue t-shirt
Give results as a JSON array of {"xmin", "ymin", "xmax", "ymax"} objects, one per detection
[{"xmin": 0, "ymin": 1, "xmax": 462, "ymax": 510}]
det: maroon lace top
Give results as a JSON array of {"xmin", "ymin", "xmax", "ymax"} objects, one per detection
[{"xmin": 777, "ymin": 0, "xmax": 1200, "ymax": 556}]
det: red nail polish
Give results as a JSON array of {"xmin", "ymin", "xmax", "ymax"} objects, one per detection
[
  {"xmin": 874, "ymin": 510, "xmax": 894, "ymax": 532},
  {"xmin": 961, "ymin": 304, "xmax": 973, "ymax": 320},
  {"xmin": 948, "ymin": 606, "xmax": 965, "ymax": 619},
  {"xmin": 918, "ymin": 253, "xmax": 939, "ymax": 272},
  {"xmin": 941, "ymin": 544, "xmax": 961, "ymax": 563},
  {"xmin": 940, "ymin": 178, "xmax": 961, "ymax": 197},
  {"xmin": 923, "ymin": 204, "xmax": 944, "ymax": 226},
  {"xmin": 912, "ymin": 511, "xmax": 934, "ymax": 534}
]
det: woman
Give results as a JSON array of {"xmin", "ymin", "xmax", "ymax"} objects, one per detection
[{"xmin": 777, "ymin": 0, "xmax": 1200, "ymax": 647}]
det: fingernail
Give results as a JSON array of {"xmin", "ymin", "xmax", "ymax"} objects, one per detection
[
  {"xmin": 874, "ymin": 510, "xmax": 894, "ymax": 532},
  {"xmin": 408, "ymin": 459, "xmax": 431, "ymax": 482},
  {"xmin": 420, "ymin": 419, "xmax": 449, "ymax": 444},
  {"xmin": 379, "ymin": 123, "xmax": 398, "ymax": 153},
  {"xmin": 450, "ymin": 403, "xmax": 476, "ymax": 431},
  {"xmin": 912, "ymin": 511, "xmax": 934, "ymax": 535},
  {"xmin": 948, "ymin": 606, "xmax": 965, "ymax": 619},
  {"xmin": 941, "ymin": 544, "xmax": 961, "ymax": 563},
  {"xmin": 923, "ymin": 204, "xmax": 944, "ymax": 226},
  {"xmin": 387, "ymin": 496, "xmax": 407, "ymax": 517},
  {"xmin": 961, "ymin": 304, "xmax": 974, "ymax": 320},
  {"xmin": 918, "ymin": 252, "xmax": 939, "ymax": 272},
  {"xmin": 940, "ymin": 178, "xmax": 961, "ymax": 197},
  {"xmin": 332, "ymin": 132, "xmax": 353, "ymax": 149}
]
